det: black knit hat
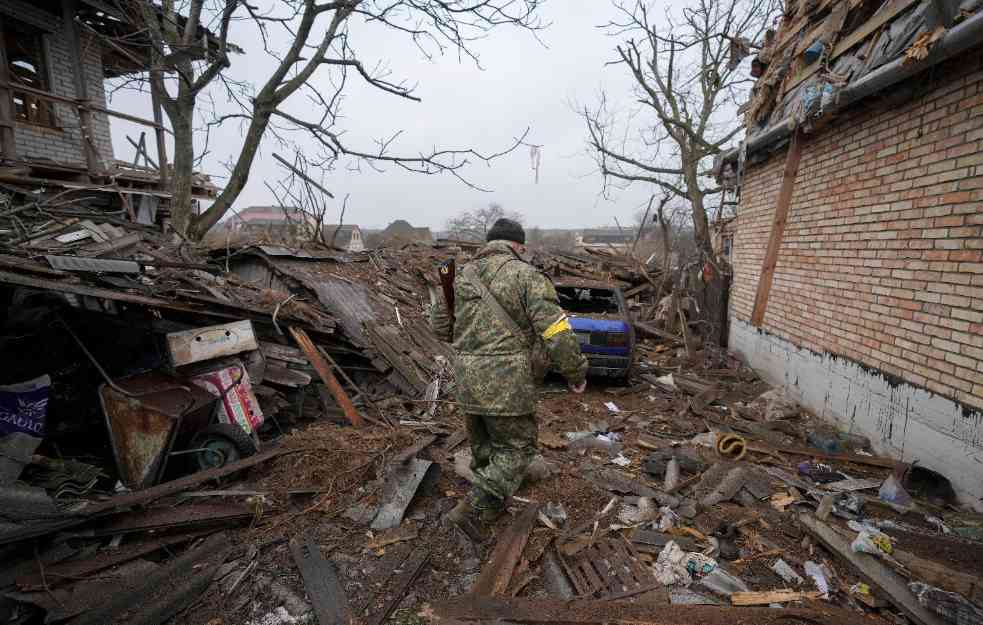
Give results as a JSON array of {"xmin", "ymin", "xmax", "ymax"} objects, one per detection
[{"xmin": 486, "ymin": 218, "xmax": 525, "ymax": 245}]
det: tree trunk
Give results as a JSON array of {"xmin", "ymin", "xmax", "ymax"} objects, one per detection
[
  {"xmin": 190, "ymin": 105, "xmax": 274, "ymax": 239},
  {"xmin": 683, "ymin": 160, "xmax": 714, "ymax": 260},
  {"xmin": 168, "ymin": 105, "xmax": 195, "ymax": 236}
]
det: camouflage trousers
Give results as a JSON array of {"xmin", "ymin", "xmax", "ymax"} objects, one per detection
[{"xmin": 466, "ymin": 413, "xmax": 538, "ymax": 504}]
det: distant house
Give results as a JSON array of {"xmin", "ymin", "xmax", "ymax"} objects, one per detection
[
  {"xmin": 576, "ymin": 229, "xmax": 633, "ymax": 252},
  {"xmin": 323, "ymin": 224, "xmax": 365, "ymax": 252},
  {"xmin": 366, "ymin": 220, "xmax": 433, "ymax": 248},
  {"xmin": 228, "ymin": 206, "xmax": 316, "ymax": 243}
]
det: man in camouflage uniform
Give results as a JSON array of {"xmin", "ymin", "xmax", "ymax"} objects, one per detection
[{"xmin": 430, "ymin": 218, "xmax": 588, "ymax": 541}]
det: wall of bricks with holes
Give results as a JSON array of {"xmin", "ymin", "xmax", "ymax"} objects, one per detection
[
  {"xmin": 730, "ymin": 49, "xmax": 983, "ymax": 411},
  {"xmin": 2, "ymin": 0, "xmax": 114, "ymax": 167}
]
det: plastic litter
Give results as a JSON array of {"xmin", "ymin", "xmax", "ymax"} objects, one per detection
[
  {"xmin": 609, "ymin": 453, "xmax": 631, "ymax": 467},
  {"xmin": 832, "ymin": 492, "xmax": 863, "ymax": 519},
  {"xmin": 771, "ymin": 559, "xmax": 804, "ymax": 585},
  {"xmin": 804, "ymin": 560, "xmax": 829, "ymax": 597},
  {"xmin": 696, "ymin": 567, "xmax": 749, "ymax": 597},
  {"xmin": 879, "ymin": 473, "xmax": 914, "ymax": 508},
  {"xmin": 604, "ymin": 402, "xmax": 620, "ymax": 413},
  {"xmin": 653, "ymin": 541, "xmax": 691, "ymax": 586},
  {"xmin": 656, "ymin": 374, "xmax": 676, "ymax": 388},
  {"xmin": 797, "ymin": 460, "xmax": 845, "ymax": 484},
  {"xmin": 657, "ymin": 505, "xmax": 679, "ymax": 531},
  {"xmin": 684, "ymin": 552, "xmax": 717, "ymax": 578}
]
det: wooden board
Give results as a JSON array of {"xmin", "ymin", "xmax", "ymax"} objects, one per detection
[
  {"xmin": 798, "ymin": 514, "xmax": 947, "ymax": 625},
  {"xmin": 471, "ymin": 504, "xmax": 540, "ymax": 596},
  {"xmin": 433, "ymin": 596, "xmax": 864, "ymax": 625},
  {"xmin": 751, "ymin": 129, "xmax": 804, "ymax": 326},
  {"xmin": 731, "ymin": 590, "xmax": 823, "ymax": 605},
  {"xmin": 290, "ymin": 533, "xmax": 352, "ymax": 625}
]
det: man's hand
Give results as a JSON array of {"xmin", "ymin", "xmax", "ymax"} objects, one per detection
[{"xmin": 569, "ymin": 379, "xmax": 587, "ymax": 394}]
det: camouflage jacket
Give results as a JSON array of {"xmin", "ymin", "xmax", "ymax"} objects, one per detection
[{"xmin": 429, "ymin": 240, "xmax": 588, "ymax": 416}]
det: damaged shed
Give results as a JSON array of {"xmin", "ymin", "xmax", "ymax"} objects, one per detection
[{"xmin": 719, "ymin": 0, "xmax": 983, "ymax": 505}]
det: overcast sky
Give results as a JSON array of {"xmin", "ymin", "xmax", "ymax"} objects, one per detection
[{"xmin": 107, "ymin": 2, "xmax": 663, "ymax": 231}]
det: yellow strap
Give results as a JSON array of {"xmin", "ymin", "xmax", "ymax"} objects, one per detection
[{"xmin": 542, "ymin": 315, "xmax": 572, "ymax": 340}]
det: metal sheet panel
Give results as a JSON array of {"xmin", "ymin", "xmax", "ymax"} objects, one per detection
[{"xmin": 45, "ymin": 256, "xmax": 141, "ymax": 273}]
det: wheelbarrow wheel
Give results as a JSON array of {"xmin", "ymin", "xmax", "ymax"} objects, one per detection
[{"xmin": 190, "ymin": 423, "xmax": 258, "ymax": 471}]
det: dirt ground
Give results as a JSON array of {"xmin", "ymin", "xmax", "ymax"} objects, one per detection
[{"xmin": 162, "ymin": 357, "xmax": 967, "ymax": 625}]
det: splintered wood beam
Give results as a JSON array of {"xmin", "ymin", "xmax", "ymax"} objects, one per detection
[
  {"xmin": 289, "ymin": 326, "xmax": 362, "ymax": 426},
  {"xmin": 750, "ymin": 128, "xmax": 804, "ymax": 327},
  {"xmin": 471, "ymin": 504, "xmax": 540, "ymax": 596},
  {"xmin": 798, "ymin": 514, "xmax": 947, "ymax": 625}
]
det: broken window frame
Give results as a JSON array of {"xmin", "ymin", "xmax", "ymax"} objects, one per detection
[{"xmin": 4, "ymin": 16, "xmax": 58, "ymax": 129}]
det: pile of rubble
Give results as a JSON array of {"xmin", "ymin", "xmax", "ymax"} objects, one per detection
[{"xmin": 1, "ymin": 189, "xmax": 980, "ymax": 625}]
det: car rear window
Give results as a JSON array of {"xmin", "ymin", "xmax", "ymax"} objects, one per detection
[{"xmin": 556, "ymin": 286, "xmax": 619, "ymax": 314}]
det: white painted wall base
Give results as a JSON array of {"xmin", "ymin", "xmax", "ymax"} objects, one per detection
[{"xmin": 729, "ymin": 318, "xmax": 983, "ymax": 511}]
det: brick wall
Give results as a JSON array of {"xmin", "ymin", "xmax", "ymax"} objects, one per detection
[
  {"xmin": 2, "ymin": 0, "xmax": 114, "ymax": 167},
  {"xmin": 732, "ymin": 49, "xmax": 983, "ymax": 411}
]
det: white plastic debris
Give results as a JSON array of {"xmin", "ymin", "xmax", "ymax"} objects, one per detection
[
  {"xmin": 609, "ymin": 453, "xmax": 631, "ymax": 467},
  {"xmin": 657, "ymin": 505, "xmax": 679, "ymax": 531},
  {"xmin": 771, "ymin": 559, "xmax": 804, "ymax": 585},
  {"xmin": 604, "ymin": 401, "xmax": 620, "ymax": 413},
  {"xmin": 653, "ymin": 541, "xmax": 691, "ymax": 586},
  {"xmin": 656, "ymin": 373, "xmax": 676, "ymax": 388},
  {"xmin": 804, "ymin": 560, "xmax": 829, "ymax": 597}
]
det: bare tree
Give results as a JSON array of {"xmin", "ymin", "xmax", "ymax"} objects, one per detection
[
  {"xmin": 446, "ymin": 202, "xmax": 523, "ymax": 241},
  {"xmin": 109, "ymin": 1, "xmax": 544, "ymax": 239},
  {"xmin": 583, "ymin": 0, "xmax": 775, "ymax": 258}
]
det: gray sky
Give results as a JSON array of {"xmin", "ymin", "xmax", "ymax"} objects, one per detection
[{"xmin": 107, "ymin": 2, "xmax": 659, "ymax": 231}]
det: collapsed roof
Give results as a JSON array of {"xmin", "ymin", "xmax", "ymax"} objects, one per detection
[{"xmin": 722, "ymin": 0, "xmax": 983, "ymax": 168}]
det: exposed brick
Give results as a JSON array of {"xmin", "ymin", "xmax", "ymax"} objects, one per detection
[{"xmin": 730, "ymin": 51, "xmax": 983, "ymax": 408}]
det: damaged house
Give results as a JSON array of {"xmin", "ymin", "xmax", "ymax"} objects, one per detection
[
  {"xmin": 0, "ymin": 0, "xmax": 219, "ymax": 204},
  {"xmin": 719, "ymin": 0, "xmax": 983, "ymax": 506}
]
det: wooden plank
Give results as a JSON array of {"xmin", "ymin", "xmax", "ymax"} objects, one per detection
[
  {"xmin": 290, "ymin": 533, "xmax": 352, "ymax": 625},
  {"xmin": 731, "ymin": 590, "xmax": 823, "ymax": 605},
  {"xmin": 471, "ymin": 504, "xmax": 541, "ymax": 596},
  {"xmin": 16, "ymin": 532, "xmax": 205, "ymax": 590},
  {"xmin": 748, "ymin": 441, "xmax": 898, "ymax": 468},
  {"xmin": 259, "ymin": 340, "xmax": 309, "ymax": 365},
  {"xmin": 798, "ymin": 514, "xmax": 947, "ymax": 625},
  {"xmin": 263, "ymin": 364, "xmax": 312, "ymax": 387},
  {"xmin": 894, "ymin": 547, "xmax": 983, "ymax": 606},
  {"xmin": 825, "ymin": 477, "xmax": 883, "ymax": 491},
  {"xmin": 289, "ymin": 326, "xmax": 362, "ymax": 426},
  {"xmin": 751, "ymin": 129, "xmax": 804, "ymax": 326},
  {"xmin": 433, "ymin": 596, "xmax": 862, "ymax": 625},
  {"xmin": 0, "ymin": 15, "xmax": 17, "ymax": 160}
]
